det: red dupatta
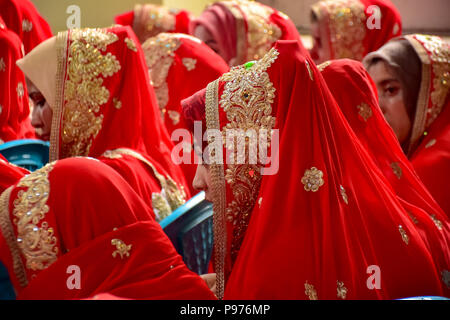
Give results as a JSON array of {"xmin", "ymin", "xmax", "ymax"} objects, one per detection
[
  {"xmin": 0, "ymin": 157, "xmax": 216, "ymax": 299},
  {"xmin": 0, "ymin": 0, "xmax": 52, "ymax": 54},
  {"xmin": 190, "ymin": 0, "xmax": 304, "ymax": 66},
  {"xmin": 0, "ymin": 17, "xmax": 35, "ymax": 142},
  {"xmin": 114, "ymin": 4, "xmax": 193, "ymax": 44},
  {"xmin": 210, "ymin": 41, "xmax": 447, "ymax": 299},
  {"xmin": 310, "ymin": 0, "xmax": 401, "ymax": 62},
  {"xmin": 142, "ymin": 33, "xmax": 229, "ymax": 193}
]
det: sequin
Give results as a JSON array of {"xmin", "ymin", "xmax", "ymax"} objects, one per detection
[
  {"xmin": 111, "ymin": 239, "xmax": 132, "ymax": 259},
  {"xmin": 301, "ymin": 167, "xmax": 325, "ymax": 192}
]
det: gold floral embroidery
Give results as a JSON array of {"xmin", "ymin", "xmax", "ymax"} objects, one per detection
[
  {"xmin": 357, "ymin": 103, "xmax": 372, "ymax": 121},
  {"xmin": 111, "ymin": 239, "xmax": 132, "ymax": 259},
  {"xmin": 61, "ymin": 28, "xmax": 120, "ymax": 159},
  {"xmin": 22, "ymin": 19, "xmax": 33, "ymax": 32},
  {"xmin": 143, "ymin": 33, "xmax": 182, "ymax": 118},
  {"xmin": 125, "ymin": 37, "xmax": 137, "ymax": 52},
  {"xmin": 17, "ymin": 82, "xmax": 24, "ymax": 99},
  {"xmin": 318, "ymin": 60, "xmax": 332, "ymax": 72},
  {"xmin": 407, "ymin": 211, "xmax": 419, "ymax": 225},
  {"xmin": 442, "ymin": 269, "xmax": 450, "ymax": 289},
  {"xmin": 399, "ymin": 225, "xmax": 409, "ymax": 245},
  {"xmin": 182, "ymin": 57, "xmax": 197, "ymax": 71},
  {"xmin": 430, "ymin": 214, "xmax": 443, "ymax": 231},
  {"xmin": 305, "ymin": 60, "xmax": 314, "ymax": 81},
  {"xmin": 113, "ymin": 98, "xmax": 122, "ymax": 110},
  {"xmin": 258, "ymin": 197, "xmax": 262, "ymax": 208},
  {"xmin": 312, "ymin": 0, "xmax": 366, "ymax": 60},
  {"xmin": 301, "ymin": 167, "xmax": 325, "ymax": 192},
  {"xmin": 136, "ymin": 4, "xmax": 176, "ymax": 35},
  {"xmin": 390, "ymin": 162, "xmax": 402, "ymax": 179},
  {"xmin": 425, "ymin": 138, "xmax": 436, "ymax": 148},
  {"xmin": 218, "ymin": 47, "xmax": 279, "ymax": 263},
  {"xmin": 340, "ymin": 185, "xmax": 348, "ymax": 204},
  {"xmin": 12, "ymin": 162, "xmax": 57, "ymax": 271},
  {"xmin": 337, "ymin": 281, "xmax": 347, "ymax": 299},
  {"xmin": 0, "ymin": 58, "xmax": 5, "ymax": 72},
  {"xmin": 305, "ymin": 281, "xmax": 318, "ymax": 300},
  {"xmin": 168, "ymin": 110, "xmax": 180, "ymax": 125},
  {"xmin": 101, "ymin": 148, "xmax": 186, "ymax": 221}
]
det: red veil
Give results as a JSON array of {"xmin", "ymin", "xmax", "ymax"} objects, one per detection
[
  {"xmin": 190, "ymin": 0, "xmax": 304, "ymax": 66},
  {"xmin": 0, "ymin": 0, "xmax": 52, "ymax": 54},
  {"xmin": 142, "ymin": 33, "xmax": 229, "ymax": 193},
  {"xmin": 0, "ymin": 157, "xmax": 216, "ymax": 299},
  {"xmin": 17, "ymin": 26, "xmax": 190, "ymax": 221},
  {"xmin": 0, "ymin": 17, "xmax": 35, "ymax": 142},
  {"xmin": 114, "ymin": 4, "xmax": 193, "ymax": 44},
  {"xmin": 183, "ymin": 40, "xmax": 447, "ymax": 299},
  {"xmin": 310, "ymin": 0, "xmax": 402, "ymax": 62}
]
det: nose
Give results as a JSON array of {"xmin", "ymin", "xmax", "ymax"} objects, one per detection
[
  {"xmin": 192, "ymin": 166, "xmax": 207, "ymax": 192},
  {"xmin": 30, "ymin": 106, "xmax": 42, "ymax": 128}
]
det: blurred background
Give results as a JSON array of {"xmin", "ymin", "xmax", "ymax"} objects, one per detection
[{"xmin": 31, "ymin": 0, "xmax": 450, "ymax": 47}]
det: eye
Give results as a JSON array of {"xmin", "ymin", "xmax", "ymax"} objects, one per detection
[
  {"xmin": 384, "ymin": 86, "xmax": 399, "ymax": 96},
  {"xmin": 29, "ymin": 92, "xmax": 46, "ymax": 107}
]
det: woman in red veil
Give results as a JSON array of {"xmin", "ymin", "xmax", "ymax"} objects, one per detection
[
  {"xmin": 364, "ymin": 35, "xmax": 450, "ymax": 217},
  {"xmin": 114, "ymin": 3, "xmax": 193, "ymax": 44},
  {"xmin": 183, "ymin": 41, "xmax": 448, "ymax": 299},
  {"xmin": 0, "ymin": 157, "xmax": 216, "ymax": 299},
  {"xmin": 0, "ymin": 16, "xmax": 35, "ymax": 142},
  {"xmin": 17, "ymin": 26, "xmax": 189, "ymax": 221},
  {"xmin": 190, "ymin": 0, "xmax": 304, "ymax": 66},
  {"xmin": 0, "ymin": 0, "xmax": 52, "ymax": 54},
  {"xmin": 310, "ymin": 0, "xmax": 402, "ymax": 64},
  {"xmin": 141, "ymin": 33, "xmax": 229, "ymax": 194}
]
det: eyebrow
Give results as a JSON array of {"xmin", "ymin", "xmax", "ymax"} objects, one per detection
[{"xmin": 379, "ymin": 79, "xmax": 400, "ymax": 86}]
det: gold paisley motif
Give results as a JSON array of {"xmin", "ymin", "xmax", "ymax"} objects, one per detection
[
  {"xmin": 218, "ymin": 47, "xmax": 279, "ymax": 263},
  {"xmin": 12, "ymin": 162, "xmax": 57, "ymax": 272},
  {"xmin": 111, "ymin": 239, "xmax": 132, "ymax": 259},
  {"xmin": 61, "ymin": 29, "xmax": 121, "ymax": 159},
  {"xmin": 125, "ymin": 37, "xmax": 137, "ymax": 52},
  {"xmin": 357, "ymin": 103, "xmax": 372, "ymax": 122},
  {"xmin": 337, "ymin": 280, "xmax": 348, "ymax": 299}
]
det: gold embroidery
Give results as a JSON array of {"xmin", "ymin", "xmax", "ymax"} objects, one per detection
[
  {"xmin": 182, "ymin": 57, "xmax": 197, "ymax": 71},
  {"xmin": 340, "ymin": 185, "xmax": 348, "ymax": 205},
  {"xmin": 168, "ymin": 110, "xmax": 180, "ymax": 125},
  {"xmin": 258, "ymin": 197, "xmax": 262, "ymax": 208},
  {"xmin": 0, "ymin": 58, "xmax": 5, "ymax": 72},
  {"xmin": 113, "ymin": 98, "xmax": 122, "ymax": 110},
  {"xmin": 125, "ymin": 37, "xmax": 137, "ymax": 52},
  {"xmin": 17, "ymin": 82, "xmax": 24, "ymax": 99},
  {"xmin": 317, "ymin": 60, "xmax": 332, "ymax": 72},
  {"xmin": 12, "ymin": 162, "xmax": 57, "ymax": 271},
  {"xmin": 0, "ymin": 104, "xmax": 2, "ymax": 115},
  {"xmin": 425, "ymin": 139, "xmax": 436, "ymax": 148},
  {"xmin": 337, "ymin": 281, "xmax": 347, "ymax": 299},
  {"xmin": 312, "ymin": 0, "xmax": 366, "ymax": 60},
  {"xmin": 136, "ymin": 4, "xmax": 176, "ymax": 35},
  {"xmin": 305, "ymin": 281, "xmax": 318, "ymax": 300},
  {"xmin": 111, "ymin": 239, "xmax": 132, "ymax": 259},
  {"xmin": 407, "ymin": 211, "xmax": 419, "ymax": 225},
  {"xmin": 101, "ymin": 148, "xmax": 186, "ymax": 218},
  {"xmin": 357, "ymin": 103, "xmax": 372, "ymax": 121},
  {"xmin": 22, "ymin": 19, "xmax": 33, "ymax": 32},
  {"xmin": 442, "ymin": 269, "xmax": 450, "ymax": 289},
  {"xmin": 143, "ymin": 33, "xmax": 182, "ymax": 116},
  {"xmin": 301, "ymin": 167, "xmax": 325, "ymax": 192},
  {"xmin": 61, "ymin": 28, "xmax": 120, "ymax": 158},
  {"xmin": 218, "ymin": 48, "xmax": 279, "ymax": 263},
  {"xmin": 430, "ymin": 214, "xmax": 443, "ymax": 231},
  {"xmin": 399, "ymin": 225, "xmax": 409, "ymax": 245},
  {"xmin": 305, "ymin": 60, "xmax": 314, "ymax": 81},
  {"xmin": 390, "ymin": 162, "xmax": 402, "ymax": 179}
]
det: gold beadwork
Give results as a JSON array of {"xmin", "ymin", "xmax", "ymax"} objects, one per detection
[
  {"xmin": 12, "ymin": 162, "xmax": 58, "ymax": 271},
  {"xmin": 390, "ymin": 162, "xmax": 402, "ymax": 179},
  {"xmin": 17, "ymin": 82, "xmax": 24, "ymax": 99},
  {"xmin": 113, "ymin": 98, "xmax": 122, "ymax": 110},
  {"xmin": 430, "ymin": 214, "xmax": 443, "ymax": 231},
  {"xmin": 305, "ymin": 281, "xmax": 318, "ymax": 300},
  {"xmin": 22, "ymin": 19, "xmax": 33, "ymax": 32},
  {"xmin": 340, "ymin": 185, "xmax": 348, "ymax": 204},
  {"xmin": 125, "ymin": 37, "xmax": 138, "ymax": 52},
  {"xmin": 305, "ymin": 60, "xmax": 314, "ymax": 81},
  {"xmin": 168, "ymin": 110, "xmax": 180, "ymax": 125},
  {"xmin": 111, "ymin": 239, "xmax": 132, "ymax": 259},
  {"xmin": 219, "ymin": 47, "xmax": 279, "ymax": 263},
  {"xmin": 301, "ymin": 167, "xmax": 325, "ymax": 192},
  {"xmin": 135, "ymin": 4, "xmax": 176, "ymax": 36},
  {"xmin": 399, "ymin": 225, "xmax": 409, "ymax": 245},
  {"xmin": 407, "ymin": 211, "xmax": 419, "ymax": 225},
  {"xmin": 182, "ymin": 58, "xmax": 197, "ymax": 71},
  {"xmin": 318, "ymin": 61, "xmax": 332, "ymax": 72},
  {"xmin": 0, "ymin": 58, "xmax": 5, "ymax": 72},
  {"xmin": 357, "ymin": 103, "xmax": 372, "ymax": 122},
  {"xmin": 61, "ymin": 28, "xmax": 120, "ymax": 159},
  {"xmin": 337, "ymin": 281, "xmax": 348, "ymax": 299}
]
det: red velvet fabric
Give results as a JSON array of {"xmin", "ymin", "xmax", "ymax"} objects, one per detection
[
  {"xmin": 0, "ymin": 157, "xmax": 216, "ymax": 299},
  {"xmin": 0, "ymin": 0, "xmax": 52, "ymax": 54},
  {"xmin": 0, "ymin": 17, "xmax": 35, "ymax": 142}
]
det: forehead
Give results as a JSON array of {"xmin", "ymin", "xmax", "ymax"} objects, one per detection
[
  {"xmin": 25, "ymin": 77, "xmax": 40, "ymax": 93},
  {"xmin": 367, "ymin": 60, "xmax": 399, "ymax": 82}
]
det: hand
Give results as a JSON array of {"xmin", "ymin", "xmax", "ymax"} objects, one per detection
[{"xmin": 200, "ymin": 273, "xmax": 216, "ymax": 296}]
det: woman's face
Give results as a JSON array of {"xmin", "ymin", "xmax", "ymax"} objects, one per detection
[
  {"xmin": 194, "ymin": 25, "xmax": 222, "ymax": 58},
  {"xmin": 27, "ymin": 79, "xmax": 52, "ymax": 141},
  {"xmin": 192, "ymin": 164, "xmax": 212, "ymax": 202},
  {"xmin": 367, "ymin": 60, "xmax": 412, "ymax": 145}
]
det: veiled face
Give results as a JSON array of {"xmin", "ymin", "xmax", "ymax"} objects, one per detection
[
  {"xmin": 367, "ymin": 60, "xmax": 411, "ymax": 145},
  {"xmin": 192, "ymin": 164, "xmax": 212, "ymax": 202},
  {"xmin": 27, "ymin": 78, "xmax": 52, "ymax": 141},
  {"xmin": 194, "ymin": 25, "xmax": 222, "ymax": 58}
]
